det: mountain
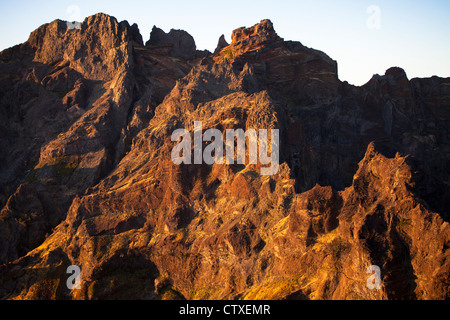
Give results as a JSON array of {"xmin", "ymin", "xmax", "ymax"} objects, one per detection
[{"xmin": 0, "ymin": 13, "xmax": 449, "ymax": 300}]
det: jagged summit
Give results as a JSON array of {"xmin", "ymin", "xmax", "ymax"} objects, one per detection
[
  {"xmin": 213, "ymin": 18, "xmax": 286, "ymax": 63},
  {"xmin": 25, "ymin": 13, "xmax": 135, "ymax": 81},
  {"xmin": 146, "ymin": 26, "xmax": 198, "ymax": 60},
  {"xmin": 214, "ymin": 34, "xmax": 229, "ymax": 54},
  {"xmin": 231, "ymin": 19, "xmax": 283, "ymax": 46}
]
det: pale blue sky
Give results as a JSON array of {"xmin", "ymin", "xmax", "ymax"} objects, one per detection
[{"xmin": 0, "ymin": 0, "xmax": 449, "ymax": 85}]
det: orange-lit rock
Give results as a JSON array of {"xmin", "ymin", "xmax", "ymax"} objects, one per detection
[{"xmin": 0, "ymin": 14, "xmax": 449, "ymax": 300}]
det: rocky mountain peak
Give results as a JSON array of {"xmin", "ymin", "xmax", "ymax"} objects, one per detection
[
  {"xmin": 144, "ymin": 25, "xmax": 210, "ymax": 61},
  {"xmin": 385, "ymin": 66, "xmax": 407, "ymax": 78},
  {"xmin": 26, "ymin": 12, "xmax": 135, "ymax": 81},
  {"xmin": 213, "ymin": 19, "xmax": 284, "ymax": 63},
  {"xmin": 146, "ymin": 26, "xmax": 197, "ymax": 60},
  {"xmin": 214, "ymin": 34, "xmax": 229, "ymax": 54},
  {"xmin": 231, "ymin": 19, "xmax": 282, "ymax": 46}
]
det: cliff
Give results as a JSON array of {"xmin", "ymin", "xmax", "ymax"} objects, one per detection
[{"xmin": 0, "ymin": 15, "xmax": 449, "ymax": 300}]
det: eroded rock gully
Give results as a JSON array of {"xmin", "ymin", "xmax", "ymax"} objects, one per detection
[{"xmin": 0, "ymin": 15, "xmax": 449, "ymax": 300}]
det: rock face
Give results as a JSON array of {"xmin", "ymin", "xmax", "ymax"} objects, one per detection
[
  {"xmin": 145, "ymin": 26, "xmax": 207, "ymax": 61},
  {"xmin": 28, "ymin": 14, "xmax": 133, "ymax": 81},
  {"xmin": 214, "ymin": 35, "xmax": 229, "ymax": 54},
  {"xmin": 0, "ymin": 16, "xmax": 449, "ymax": 300},
  {"xmin": 0, "ymin": 13, "xmax": 194, "ymax": 265}
]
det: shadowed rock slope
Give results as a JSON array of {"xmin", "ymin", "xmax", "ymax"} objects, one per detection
[{"xmin": 0, "ymin": 15, "xmax": 449, "ymax": 300}]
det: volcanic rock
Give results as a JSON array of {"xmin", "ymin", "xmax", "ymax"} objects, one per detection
[
  {"xmin": 214, "ymin": 35, "xmax": 229, "ymax": 54},
  {"xmin": 0, "ymin": 14, "xmax": 449, "ymax": 301},
  {"xmin": 146, "ymin": 26, "xmax": 199, "ymax": 60}
]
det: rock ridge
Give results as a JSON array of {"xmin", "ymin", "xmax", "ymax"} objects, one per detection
[{"xmin": 0, "ymin": 14, "xmax": 449, "ymax": 300}]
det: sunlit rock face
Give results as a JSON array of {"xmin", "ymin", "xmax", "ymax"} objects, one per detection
[{"xmin": 0, "ymin": 15, "xmax": 449, "ymax": 300}]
